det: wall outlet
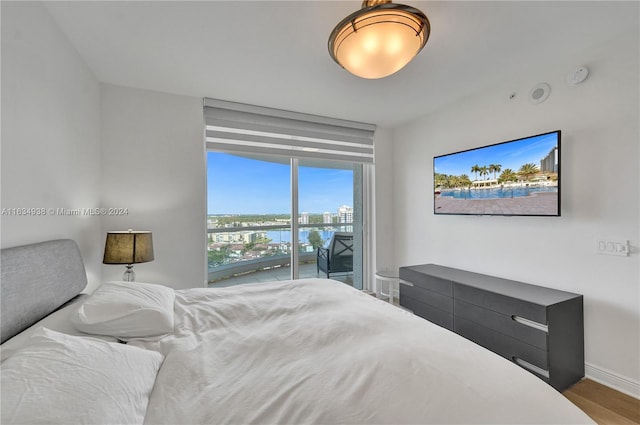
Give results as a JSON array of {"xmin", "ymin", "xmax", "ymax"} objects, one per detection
[{"xmin": 596, "ymin": 239, "xmax": 630, "ymax": 257}]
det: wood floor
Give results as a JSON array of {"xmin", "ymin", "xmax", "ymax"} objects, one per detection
[{"xmin": 563, "ymin": 379, "xmax": 640, "ymax": 425}]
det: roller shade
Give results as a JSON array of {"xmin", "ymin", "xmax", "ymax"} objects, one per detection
[{"xmin": 204, "ymin": 98, "xmax": 375, "ymax": 164}]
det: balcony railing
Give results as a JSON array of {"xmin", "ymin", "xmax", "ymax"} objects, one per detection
[
  {"xmin": 207, "ymin": 252, "xmax": 317, "ymax": 282},
  {"xmin": 207, "ymin": 222, "xmax": 353, "ymax": 284}
]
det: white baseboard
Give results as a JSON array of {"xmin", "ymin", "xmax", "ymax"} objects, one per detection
[{"xmin": 585, "ymin": 362, "xmax": 640, "ymax": 399}]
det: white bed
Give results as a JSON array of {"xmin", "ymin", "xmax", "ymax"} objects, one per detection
[{"xmin": 0, "ymin": 239, "xmax": 594, "ymax": 424}]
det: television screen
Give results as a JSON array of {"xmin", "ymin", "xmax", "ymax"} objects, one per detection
[{"xmin": 434, "ymin": 131, "xmax": 560, "ymax": 216}]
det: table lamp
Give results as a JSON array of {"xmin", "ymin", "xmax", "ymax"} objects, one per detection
[{"xmin": 103, "ymin": 229, "xmax": 154, "ymax": 282}]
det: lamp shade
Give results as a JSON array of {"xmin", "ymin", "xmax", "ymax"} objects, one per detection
[
  {"xmin": 103, "ymin": 231, "xmax": 154, "ymax": 265},
  {"xmin": 328, "ymin": 1, "xmax": 430, "ymax": 79}
]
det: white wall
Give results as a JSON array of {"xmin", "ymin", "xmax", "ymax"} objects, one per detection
[
  {"xmin": 374, "ymin": 127, "xmax": 395, "ymax": 273},
  {"xmin": 1, "ymin": 1, "xmax": 103, "ymax": 289},
  {"xmin": 1, "ymin": 3, "xmax": 207, "ymax": 290},
  {"xmin": 391, "ymin": 28, "xmax": 640, "ymax": 396},
  {"xmin": 100, "ymin": 84, "xmax": 206, "ymax": 289}
]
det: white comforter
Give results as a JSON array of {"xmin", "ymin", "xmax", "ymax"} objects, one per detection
[{"xmin": 133, "ymin": 278, "xmax": 593, "ymax": 425}]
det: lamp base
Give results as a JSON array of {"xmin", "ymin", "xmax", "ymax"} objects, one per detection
[{"xmin": 123, "ymin": 264, "xmax": 136, "ymax": 282}]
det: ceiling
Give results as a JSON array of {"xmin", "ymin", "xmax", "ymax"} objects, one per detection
[{"xmin": 44, "ymin": 1, "xmax": 638, "ymax": 128}]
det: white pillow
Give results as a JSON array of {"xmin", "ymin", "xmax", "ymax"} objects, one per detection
[
  {"xmin": 1, "ymin": 327, "xmax": 164, "ymax": 425},
  {"xmin": 0, "ymin": 295, "xmax": 118, "ymax": 362},
  {"xmin": 71, "ymin": 281, "xmax": 175, "ymax": 338}
]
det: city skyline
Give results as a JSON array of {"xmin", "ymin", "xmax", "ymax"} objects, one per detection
[
  {"xmin": 209, "ymin": 207, "xmax": 351, "ymax": 218},
  {"xmin": 207, "ymin": 152, "xmax": 354, "ymax": 215}
]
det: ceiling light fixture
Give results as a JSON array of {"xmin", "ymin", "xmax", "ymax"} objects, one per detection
[{"xmin": 328, "ymin": 0, "xmax": 430, "ymax": 79}]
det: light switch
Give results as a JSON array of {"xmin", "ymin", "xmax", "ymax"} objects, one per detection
[{"xmin": 596, "ymin": 239, "xmax": 630, "ymax": 257}]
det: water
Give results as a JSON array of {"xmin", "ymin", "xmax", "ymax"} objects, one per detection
[
  {"xmin": 266, "ymin": 229, "xmax": 336, "ymax": 245},
  {"xmin": 439, "ymin": 186, "xmax": 557, "ymax": 200}
]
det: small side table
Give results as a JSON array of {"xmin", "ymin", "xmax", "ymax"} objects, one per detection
[{"xmin": 375, "ymin": 269, "xmax": 401, "ymax": 305}]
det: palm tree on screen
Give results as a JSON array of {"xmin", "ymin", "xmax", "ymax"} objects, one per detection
[
  {"xmin": 479, "ymin": 166, "xmax": 489, "ymax": 180},
  {"xmin": 434, "ymin": 173, "xmax": 447, "ymax": 188},
  {"xmin": 498, "ymin": 168, "xmax": 518, "ymax": 183},
  {"xmin": 518, "ymin": 163, "xmax": 539, "ymax": 181},
  {"xmin": 459, "ymin": 174, "xmax": 472, "ymax": 187},
  {"xmin": 489, "ymin": 164, "xmax": 502, "ymax": 180},
  {"xmin": 471, "ymin": 165, "xmax": 481, "ymax": 181}
]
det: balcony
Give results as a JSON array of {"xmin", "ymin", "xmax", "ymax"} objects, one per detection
[
  {"xmin": 210, "ymin": 260, "xmax": 353, "ymax": 287},
  {"xmin": 207, "ymin": 222, "xmax": 354, "ymax": 288}
]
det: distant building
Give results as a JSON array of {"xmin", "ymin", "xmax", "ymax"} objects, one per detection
[
  {"xmin": 541, "ymin": 146, "xmax": 558, "ymax": 173},
  {"xmin": 245, "ymin": 231, "xmax": 266, "ymax": 243},
  {"xmin": 300, "ymin": 212, "xmax": 309, "ymax": 225},
  {"xmin": 338, "ymin": 205, "xmax": 353, "ymax": 223},
  {"xmin": 213, "ymin": 230, "xmax": 265, "ymax": 244},
  {"xmin": 323, "ymin": 212, "xmax": 332, "ymax": 224}
]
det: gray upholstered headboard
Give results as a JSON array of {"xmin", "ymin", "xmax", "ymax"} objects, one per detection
[{"xmin": 1, "ymin": 239, "xmax": 87, "ymax": 343}]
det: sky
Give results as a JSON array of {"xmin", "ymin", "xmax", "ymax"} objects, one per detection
[
  {"xmin": 433, "ymin": 132, "xmax": 559, "ymax": 179},
  {"xmin": 207, "ymin": 152, "xmax": 354, "ymax": 215}
]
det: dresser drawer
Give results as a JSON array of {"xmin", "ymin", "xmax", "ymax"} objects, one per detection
[
  {"xmin": 399, "ymin": 263, "xmax": 583, "ymax": 391},
  {"xmin": 400, "ymin": 267, "xmax": 452, "ymax": 297},
  {"xmin": 401, "ymin": 284, "xmax": 453, "ymax": 314},
  {"xmin": 455, "ymin": 317, "xmax": 548, "ymax": 371},
  {"xmin": 454, "ymin": 283, "xmax": 547, "ymax": 324},
  {"xmin": 400, "ymin": 294, "xmax": 453, "ymax": 330},
  {"xmin": 454, "ymin": 299, "xmax": 547, "ymax": 349}
]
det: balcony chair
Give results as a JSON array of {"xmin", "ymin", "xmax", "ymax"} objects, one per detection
[{"xmin": 317, "ymin": 232, "xmax": 353, "ymax": 278}]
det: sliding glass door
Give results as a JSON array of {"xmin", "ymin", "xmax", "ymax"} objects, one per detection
[
  {"xmin": 298, "ymin": 159, "xmax": 362, "ymax": 289},
  {"xmin": 207, "ymin": 152, "xmax": 362, "ymax": 288}
]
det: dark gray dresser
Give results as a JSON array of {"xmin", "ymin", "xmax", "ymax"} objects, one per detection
[{"xmin": 399, "ymin": 263, "xmax": 584, "ymax": 391}]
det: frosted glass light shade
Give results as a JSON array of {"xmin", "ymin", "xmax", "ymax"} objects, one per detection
[{"xmin": 329, "ymin": 2, "xmax": 430, "ymax": 79}]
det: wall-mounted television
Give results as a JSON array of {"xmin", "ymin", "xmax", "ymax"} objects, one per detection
[{"xmin": 434, "ymin": 130, "xmax": 560, "ymax": 216}]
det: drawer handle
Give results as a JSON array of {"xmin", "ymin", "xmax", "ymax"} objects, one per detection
[
  {"xmin": 511, "ymin": 315, "xmax": 548, "ymax": 333},
  {"xmin": 399, "ymin": 280, "xmax": 413, "ymax": 287},
  {"xmin": 513, "ymin": 357, "xmax": 550, "ymax": 378}
]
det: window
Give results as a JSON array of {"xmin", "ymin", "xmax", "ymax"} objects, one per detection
[{"xmin": 204, "ymin": 99, "xmax": 375, "ymax": 290}]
